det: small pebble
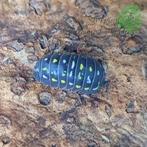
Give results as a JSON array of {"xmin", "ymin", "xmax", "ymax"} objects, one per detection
[{"xmin": 38, "ymin": 92, "xmax": 52, "ymax": 105}]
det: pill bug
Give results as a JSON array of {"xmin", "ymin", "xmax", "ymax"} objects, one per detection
[{"xmin": 34, "ymin": 53, "xmax": 107, "ymax": 95}]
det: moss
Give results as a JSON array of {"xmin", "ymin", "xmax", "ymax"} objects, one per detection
[{"xmin": 116, "ymin": 4, "xmax": 142, "ymax": 34}]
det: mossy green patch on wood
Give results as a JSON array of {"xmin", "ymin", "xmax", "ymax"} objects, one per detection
[{"xmin": 116, "ymin": 4, "xmax": 142, "ymax": 34}]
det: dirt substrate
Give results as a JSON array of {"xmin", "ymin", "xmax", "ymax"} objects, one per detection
[{"xmin": 0, "ymin": 0, "xmax": 147, "ymax": 147}]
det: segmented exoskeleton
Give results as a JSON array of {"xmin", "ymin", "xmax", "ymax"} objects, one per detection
[{"xmin": 34, "ymin": 53, "xmax": 107, "ymax": 95}]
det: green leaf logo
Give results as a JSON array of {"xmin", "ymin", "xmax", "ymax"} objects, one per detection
[{"xmin": 117, "ymin": 4, "xmax": 142, "ymax": 34}]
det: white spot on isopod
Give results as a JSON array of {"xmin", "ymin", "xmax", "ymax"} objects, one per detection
[
  {"xmin": 35, "ymin": 68, "xmax": 39, "ymax": 72},
  {"xmin": 63, "ymin": 59, "xmax": 66, "ymax": 63},
  {"xmin": 97, "ymin": 70, "xmax": 100, "ymax": 75},
  {"xmin": 44, "ymin": 58, "xmax": 48, "ymax": 61},
  {"xmin": 69, "ymin": 71, "xmax": 73, "ymax": 77},
  {"xmin": 87, "ymin": 76, "xmax": 91, "ymax": 84},
  {"xmin": 62, "ymin": 73, "xmax": 66, "ymax": 76},
  {"xmin": 69, "ymin": 82, "xmax": 73, "ymax": 85},
  {"xmin": 42, "ymin": 67, "xmax": 48, "ymax": 71},
  {"xmin": 71, "ymin": 61, "xmax": 75, "ymax": 69},
  {"xmin": 43, "ymin": 75, "xmax": 48, "ymax": 79}
]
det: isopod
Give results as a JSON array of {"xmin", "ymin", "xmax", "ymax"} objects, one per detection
[{"xmin": 34, "ymin": 53, "xmax": 107, "ymax": 94}]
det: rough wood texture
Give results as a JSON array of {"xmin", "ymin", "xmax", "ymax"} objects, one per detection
[{"xmin": 0, "ymin": 0, "xmax": 147, "ymax": 147}]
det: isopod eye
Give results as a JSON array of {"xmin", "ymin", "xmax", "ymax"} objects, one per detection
[{"xmin": 34, "ymin": 61, "xmax": 41, "ymax": 82}]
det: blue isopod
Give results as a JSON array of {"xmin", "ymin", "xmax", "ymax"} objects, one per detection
[{"xmin": 34, "ymin": 53, "xmax": 107, "ymax": 95}]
